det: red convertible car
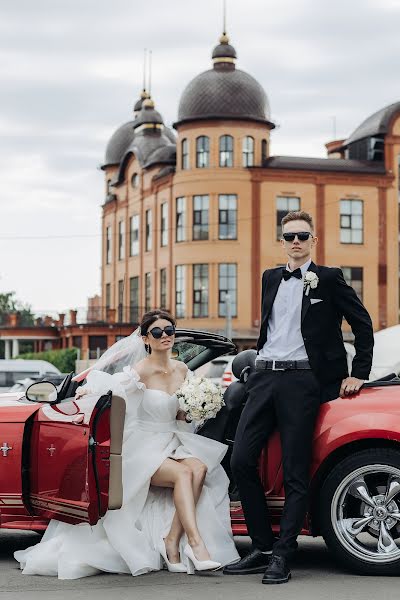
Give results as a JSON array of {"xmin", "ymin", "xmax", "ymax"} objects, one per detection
[{"xmin": 1, "ymin": 329, "xmax": 400, "ymax": 575}]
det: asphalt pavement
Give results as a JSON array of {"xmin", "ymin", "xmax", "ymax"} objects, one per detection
[{"xmin": 1, "ymin": 531, "xmax": 399, "ymax": 600}]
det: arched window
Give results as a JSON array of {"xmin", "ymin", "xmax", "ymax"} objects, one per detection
[
  {"xmin": 219, "ymin": 135, "xmax": 234, "ymax": 167},
  {"xmin": 131, "ymin": 172, "xmax": 139, "ymax": 188},
  {"xmin": 242, "ymin": 136, "xmax": 254, "ymax": 167},
  {"xmin": 196, "ymin": 136, "xmax": 209, "ymax": 168},
  {"xmin": 181, "ymin": 138, "xmax": 189, "ymax": 170},
  {"xmin": 261, "ymin": 139, "xmax": 268, "ymax": 163}
]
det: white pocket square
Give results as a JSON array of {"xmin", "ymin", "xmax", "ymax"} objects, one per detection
[{"xmin": 310, "ymin": 298, "xmax": 323, "ymax": 304}]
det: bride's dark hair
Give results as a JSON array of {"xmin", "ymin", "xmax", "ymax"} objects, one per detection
[{"xmin": 140, "ymin": 310, "xmax": 176, "ymax": 337}]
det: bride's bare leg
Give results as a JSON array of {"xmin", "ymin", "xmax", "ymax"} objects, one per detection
[
  {"xmin": 164, "ymin": 458, "xmax": 208, "ymax": 561},
  {"xmin": 151, "ymin": 458, "xmax": 210, "ymax": 562}
]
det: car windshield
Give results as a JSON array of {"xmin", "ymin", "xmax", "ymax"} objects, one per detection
[{"xmin": 172, "ymin": 341, "xmax": 207, "ymax": 363}]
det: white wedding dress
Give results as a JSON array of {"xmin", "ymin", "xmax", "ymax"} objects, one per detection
[{"xmin": 14, "ymin": 367, "xmax": 239, "ymax": 579}]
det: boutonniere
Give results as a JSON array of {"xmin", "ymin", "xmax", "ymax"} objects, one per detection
[{"xmin": 303, "ymin": 272, "xmax": 319, "ymax": 296}]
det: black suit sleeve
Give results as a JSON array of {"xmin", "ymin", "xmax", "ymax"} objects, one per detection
[{"xmin": 331, "ymin": 268, "xmax": 374, "ymax": 380}]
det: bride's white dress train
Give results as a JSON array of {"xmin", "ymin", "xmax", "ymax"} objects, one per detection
[{"xmin": 14, "ymin": 367, "xmax": 240, "ymax": 579}]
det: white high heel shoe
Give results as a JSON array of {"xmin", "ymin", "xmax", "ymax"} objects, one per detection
[
  {"xmin": 159, "ymin": 539, "xmax": 187, "ymax": 573},
  {"xmin": 184, "ymin": 544, "xmax": 221, "ymax": 574}
]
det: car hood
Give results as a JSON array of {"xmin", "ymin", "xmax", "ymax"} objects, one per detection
[{"xmin": 0, "ymin": 392, "xmax": 40, "ymax": 421}]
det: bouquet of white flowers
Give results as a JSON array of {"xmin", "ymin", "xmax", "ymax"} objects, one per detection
[{"xmin": 176, "ymin": 376, "xmax": 224, "ymax": 425}]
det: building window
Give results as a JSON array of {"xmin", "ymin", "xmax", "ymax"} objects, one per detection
[
  {"xmin": 145, "ymin": 273, "xmax": 151, "ymax": 312},
  {"xmin": 193, "ymin": 195, "xmax": 209, "ymax": 240},
  {"xmin": 129, "ymin": 215, "xmax": 139, "ymax": 256},
  {"xmin": 118, "ymin": 279, "xmax": 124, "ymax": 321},
  {"xmin": 129, "ymin": 276, "xmax": 139, "ymax": 323},
  {"xmin": 261, "ymin": 139, "xmax": 268, "ymax": 162},
  {"xmin": 175, "ymin": 265, "xmax": 186, "ymax": 318},
  {"xmin": 118, "ymin": 221, "xmax": 124, "ymax": 260},
  {"xmin": 219, "ymin": 264, "xmax": 237, "ymax": 317},
  {"xmin": 196, "ymin": 136, "xmax": 209, "ymax": 168},
  {"xmin": 176, "ymin": 197, "xmax": 186, "ymax": 242},
  {"xmin": 193, "ymin": 264, "xmax": 208, "ymax": 318},
  {"xmin": 145, "ymin": 209, "xmax": 152, "ymax": 251},
  {"xmin": 160, "ymin": 268, "xmax": 167, "ymax": 309},
  {"xmin": 276, "ymin": 196, "xmax": 301, "ymax": 240},
  {"xmin": 340, "ymin": 199, "xmax": 363, "ymax": 244},
  {"xmin": 181, "ymin": 138, "xmax": 189, "ymax": 170},
  {"xmin": 219, "ymin": 135, "xmax": 234, "ymax": 167},
  {"xmin": 242, "ymin": 136, "xmax": 254, "ymax": 167},
  {"xmin": 219, "ymin": 194, "xmax": 237, "ymax": 239},
  {"xmin": 105, "ymin": 283, "xmax": 111, "ymax": 311},
  {"xmin": 161, "ymin": 202, "xmax": 168, "ymax": 247},
  {"xmin": 106, "ymin": 225, "xmax": 112, "ymax": 264},
  {"xmin": 341, "ymin": 267, "xmax": 363, "ymax": 301},
  {"xmin": 131, "ymin": 173, "xmax": 139, "ymax": 188}
]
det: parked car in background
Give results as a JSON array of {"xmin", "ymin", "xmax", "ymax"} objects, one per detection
[
  {"xmin": 0, "ymin": 359, "xmax": 61, "ymax": 393},
  {"xmin": 196, "ymin": 355, "xmax": 234, "ymax": 386}
]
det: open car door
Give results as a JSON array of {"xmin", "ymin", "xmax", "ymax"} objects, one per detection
[{"xmin": 27, "ymin": 392, "xmax": 125, "ymax": 526}]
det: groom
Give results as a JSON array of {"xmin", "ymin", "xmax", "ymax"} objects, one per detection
[{"xmin": 224, "ymin": 210, "xmax": 374, "ymax": 584}]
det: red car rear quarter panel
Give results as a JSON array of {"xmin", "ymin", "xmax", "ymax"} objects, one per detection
[{"xmin": 311, "ymin": 387, "xmax": 400, "ymax": 478}]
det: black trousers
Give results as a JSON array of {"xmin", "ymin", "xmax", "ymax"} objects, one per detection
[{"xmin": 230, "ymin": 369, "xmax": 321, "ymax": 559}]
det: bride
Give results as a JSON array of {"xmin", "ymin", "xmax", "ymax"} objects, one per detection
[{"xmin": 14, "ymin": 309, "xmax": 240, "ymax": 579}]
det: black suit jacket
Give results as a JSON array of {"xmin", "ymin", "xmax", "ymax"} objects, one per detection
[{"xmin": 256, "ymin": 262, "xmax": 374, "ymax": 401}]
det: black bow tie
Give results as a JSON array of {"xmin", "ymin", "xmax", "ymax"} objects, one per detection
[{"xmin": 282, "ymin": 268, "xmax": 302, "ymax": 281}]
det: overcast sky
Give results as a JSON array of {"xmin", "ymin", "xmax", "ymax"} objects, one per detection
[{"xmin": 1, "ymin": 0, "xmax": 399, "ymax": 316}]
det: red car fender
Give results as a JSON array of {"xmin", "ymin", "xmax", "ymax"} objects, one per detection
[{"xmin": 311, "ymin": 412, "xmax": 400, "ymax": 480}]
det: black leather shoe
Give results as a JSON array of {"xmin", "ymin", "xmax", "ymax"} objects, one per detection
[
  {"xmin": 223, "ymin": 548, "xmax": 272, "ymax": 575},
  {"xmin": 262, "ymin": 554, "xmax": 291, "ymax": 584}
]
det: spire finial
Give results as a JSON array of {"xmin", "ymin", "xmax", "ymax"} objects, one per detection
[
  {"xmin": 219, "ymin": 0, "xmax": 229, "ymax": 43},
  {"xmin": 223, "ymin": 0, "xmax": 226, "ymax": 35},
  {"xmin": 148, "ymin": 49, "xmax": 152, "ymax": 97},
  {"xmin": 142, "ymin": 48, "xmax": 147, "ymax": 93}
]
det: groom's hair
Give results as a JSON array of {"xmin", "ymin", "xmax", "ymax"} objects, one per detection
[{"xmin": 281, "ymin": 210, "xmax": 314, "ymax": 232}]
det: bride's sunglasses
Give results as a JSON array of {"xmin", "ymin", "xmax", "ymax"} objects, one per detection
[
  {"xmin": 148, "ymin": 325, "xmax": 176, "ymax": 339},
  {"xmin": 282, "ymin": 231, "xmax": 313, "ymax": 242}
]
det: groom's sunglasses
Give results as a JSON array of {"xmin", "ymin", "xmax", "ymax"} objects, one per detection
[
  {"xmin": 148, "ymin": 325, "xmax": 176, "ymax": 339},
  {"xmin": 282, "ymin": 231, "xmax": 313, "ymax": 242}
]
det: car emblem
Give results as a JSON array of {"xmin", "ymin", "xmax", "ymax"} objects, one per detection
[
  {"xmin": 47, "ymin": 444, "xmax": 56, "ymax": 456},
  {"xmin": 0, "ymin": 442, "xmax": 13, "ymax": 457}
]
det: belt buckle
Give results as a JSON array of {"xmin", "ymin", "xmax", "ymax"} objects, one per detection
[{"xmin": 271, "ymin": 359, "xmax": 285, "ymax": 371}]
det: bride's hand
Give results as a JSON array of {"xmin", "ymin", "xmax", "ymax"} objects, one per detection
[
  {"xmin": 75, "ymin": 386, "xmax": 90, "ymax": 399},
  {"xmin": 176, "ymin": 409, "xmax": 187, "ymax": 421}
]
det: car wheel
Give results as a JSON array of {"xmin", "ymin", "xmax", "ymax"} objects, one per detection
[{"xmin": 319, "ymin": 448, "xmax": 400, "ymax": 575}]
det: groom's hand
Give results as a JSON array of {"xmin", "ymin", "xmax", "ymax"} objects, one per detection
[{"xmin": 340, "ymin": 376, "xmax": 363, "ymax": 397}]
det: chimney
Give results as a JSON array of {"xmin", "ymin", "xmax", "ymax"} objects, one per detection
[
  {"xmin": 44, "ymin": 315, "xmax": 53, "ymax": 326},
  {"xmin": 69, "ymin": 310, "xmax": 78, "ymax": 326},
  {"xmin": 9, "ymin": 312, "xmax": 19, "ymax": 327},
  {"xmin": 58, "ymin": 313, "xmax": 65, "ymax": 327},
  {"xmin": 107, "ymin": 308, "xmax": 116, "ymax": 324}
]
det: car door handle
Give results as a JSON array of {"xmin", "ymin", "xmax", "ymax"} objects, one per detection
[{"xmin": 72, "ymin": 413, "xmax": 85, "ymax": 425}]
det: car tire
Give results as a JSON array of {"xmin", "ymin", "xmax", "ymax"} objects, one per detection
[{"xmin": 319, "ymin": 448, "xmax": 400, "ymax": 575}]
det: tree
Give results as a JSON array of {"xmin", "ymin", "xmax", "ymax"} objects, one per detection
[{"xmin": 0, "ymin": 292, "xmax": 35, "ymax": 326}]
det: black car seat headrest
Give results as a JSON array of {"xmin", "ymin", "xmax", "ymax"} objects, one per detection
[{"xmin": 232, "ymin": 349, "xmax": 257, "ymax": 379}]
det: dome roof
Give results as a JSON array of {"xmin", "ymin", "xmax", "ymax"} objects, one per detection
[
  {"xmin": 134, "ymin": 98, "xmax": 164, "ymax": 129},
  {"xmin": 144, "ymin": 144, "xmax": 176, "ymax": 168},
  {"xmin": 345, "ymin": 101, "xmax": 400, "ymax": 145},
  {"xmin": 174, "ymin": 35, "xmax": 274, "ymax": 128},
  {"xmin": 104, "ymin": 121, "xmax": 136, "ymax": 167}
]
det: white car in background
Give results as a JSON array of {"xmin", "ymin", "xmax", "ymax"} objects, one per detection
[{"xmin": 196, "ymin": 355, "xmax": 236, "ymax": 388}]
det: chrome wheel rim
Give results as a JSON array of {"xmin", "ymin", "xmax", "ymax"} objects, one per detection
[{"xmin": 331, "ymin": 464, "xmax": 400, "ymax": 564}]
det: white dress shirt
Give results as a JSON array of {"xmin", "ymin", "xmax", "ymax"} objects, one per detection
[{"xmin": 258, "ymin": 259, "xmax": 311, "ymax": 361}]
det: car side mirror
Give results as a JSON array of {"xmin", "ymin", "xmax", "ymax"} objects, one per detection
[{"xmin": 26, "ymin": 381, "xmax": 59, "ymax": 404}]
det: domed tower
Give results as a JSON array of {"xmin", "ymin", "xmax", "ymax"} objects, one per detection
[
  {"xmin": 174, "ymin": 32, "xmax": 275, "ymax": 171},
  {"xmin": 170, "ymin": 32, "xmax": 275, "ymax": 337}
]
